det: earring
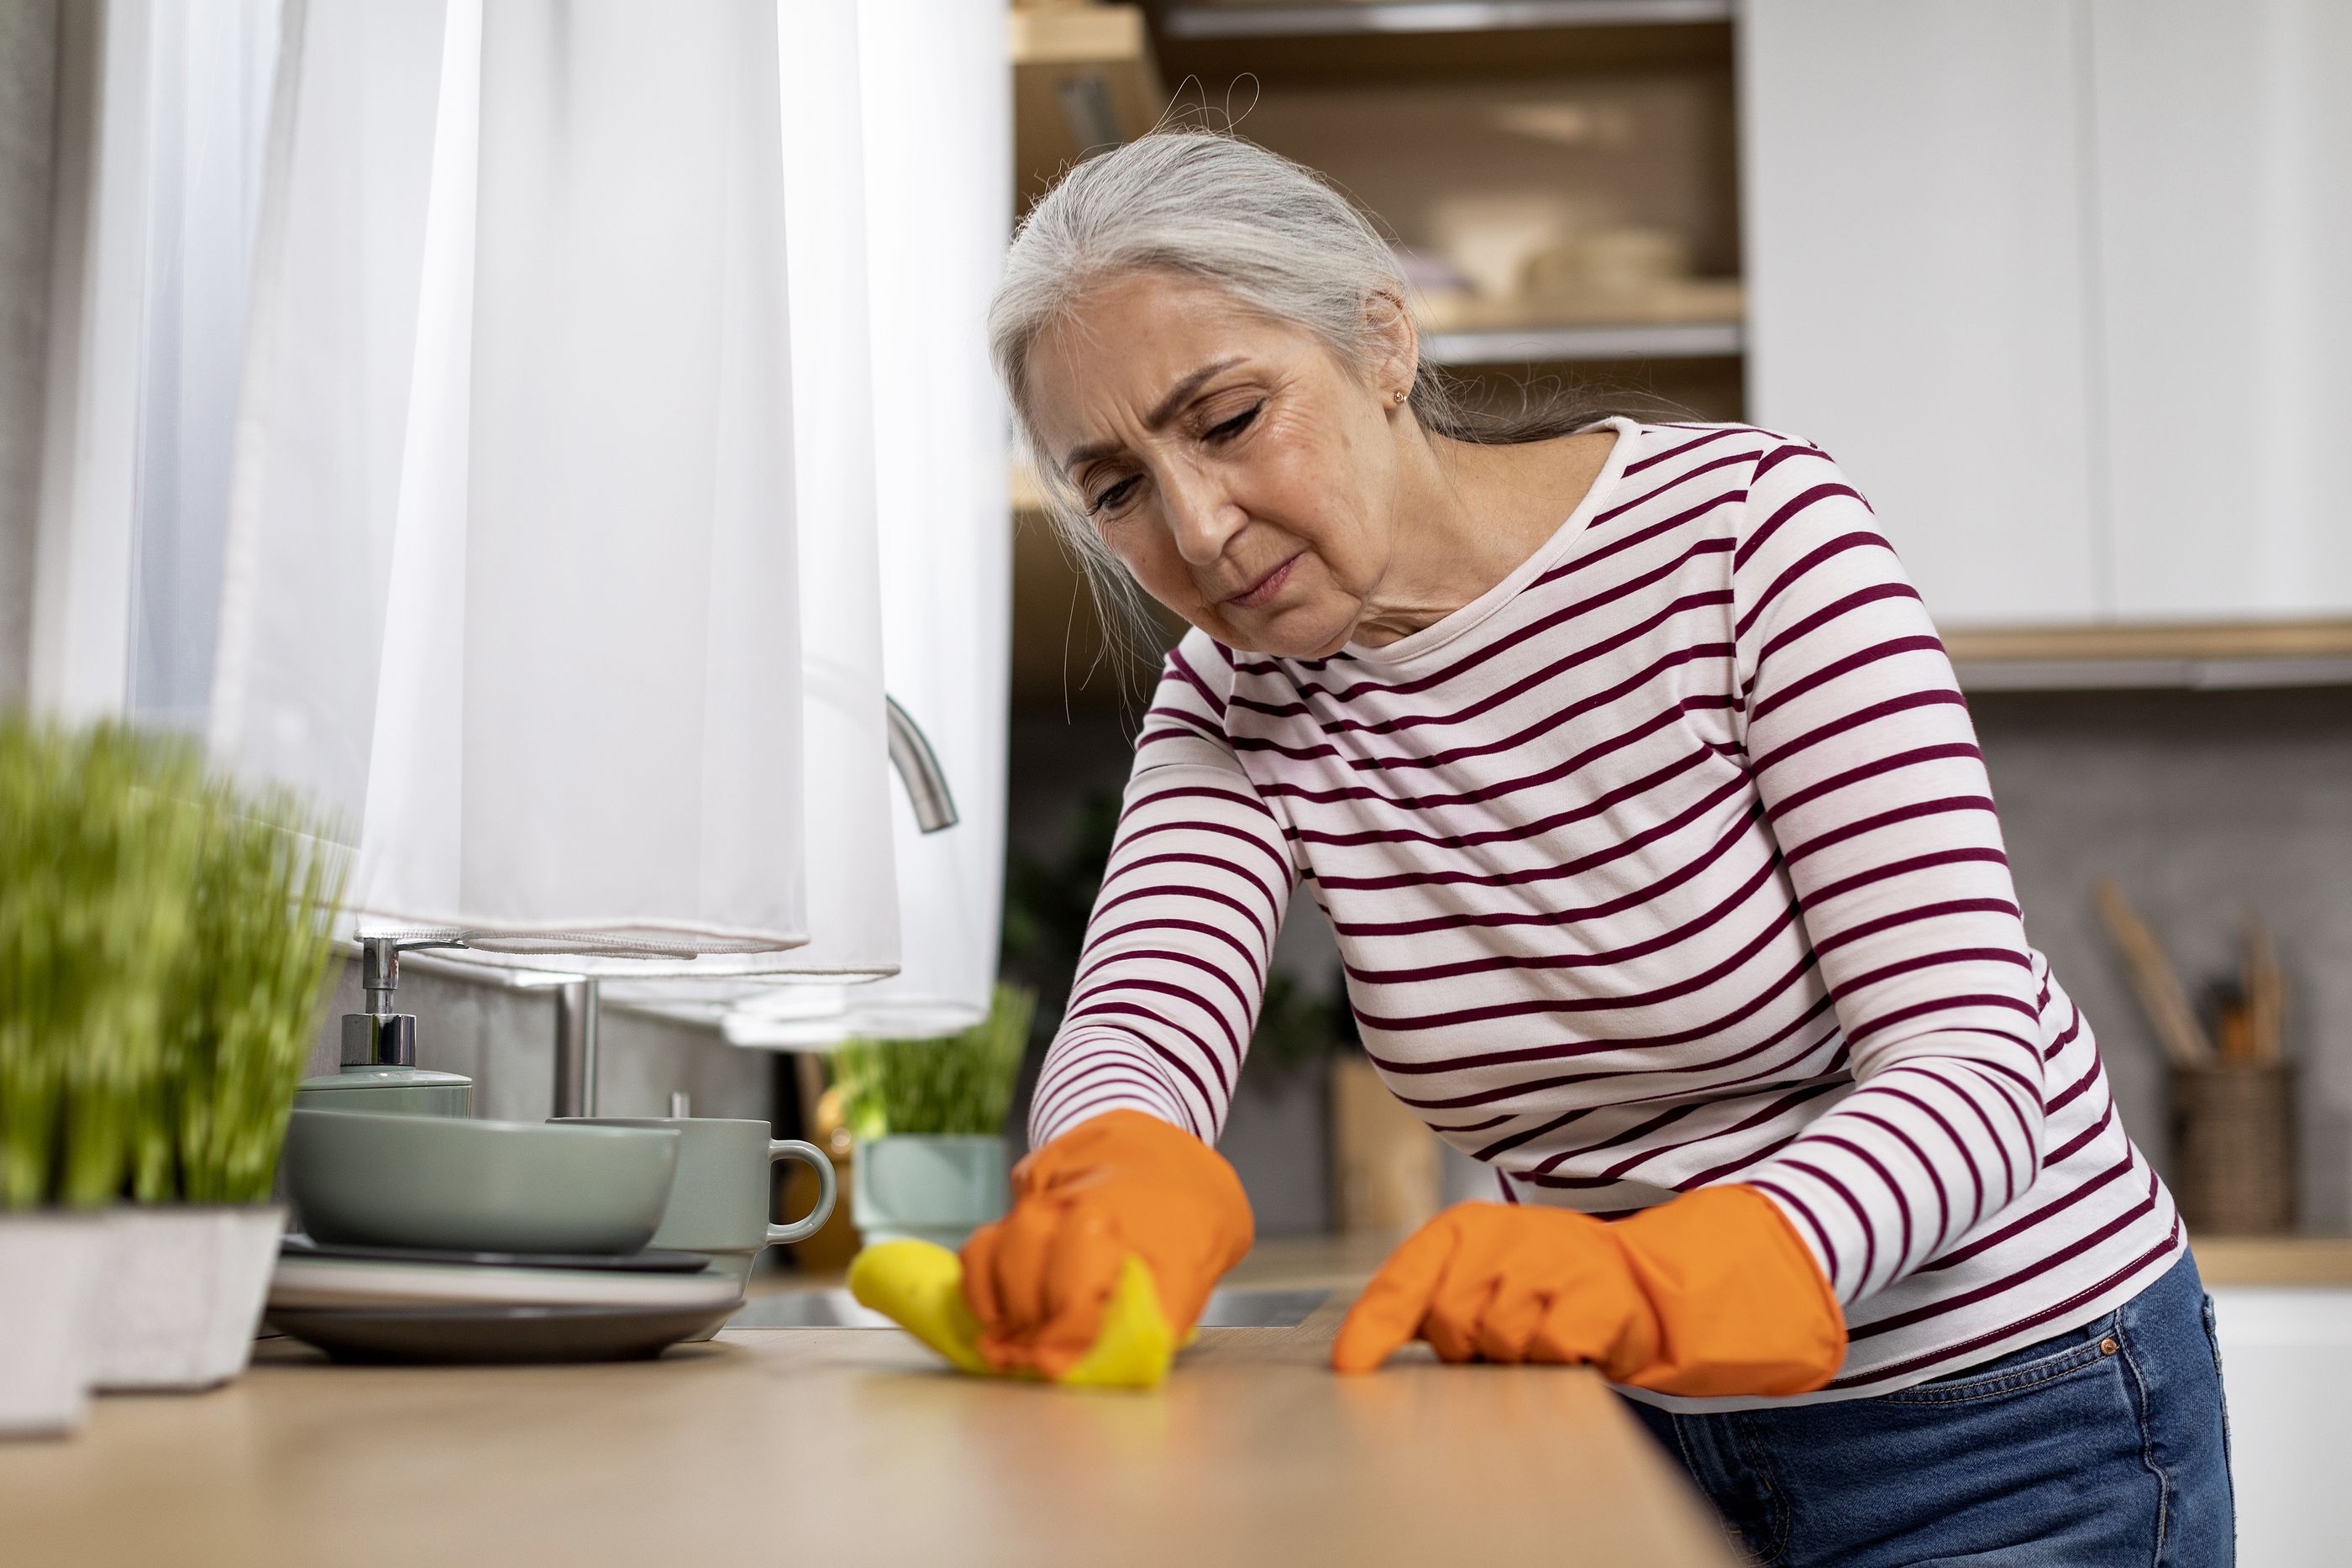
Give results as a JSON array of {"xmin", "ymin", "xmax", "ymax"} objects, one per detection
[{"xmin": 1392, "ymin": 388, "xmax": 1408, "ymax": 406}]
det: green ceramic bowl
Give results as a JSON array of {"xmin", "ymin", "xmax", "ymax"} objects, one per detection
[{"xmin": 285, "ymin": 1109, "xmax": 681, "ymax": 1255}]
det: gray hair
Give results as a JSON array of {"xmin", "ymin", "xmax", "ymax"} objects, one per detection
[{"xmin": 989, "ymin": 129, "xmax": 1614, "ymax": 660}]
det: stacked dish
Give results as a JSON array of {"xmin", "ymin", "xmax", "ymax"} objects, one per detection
[{"xmin": 269, "ymin": 1111, "xmax": 741, "ymax": 1363}]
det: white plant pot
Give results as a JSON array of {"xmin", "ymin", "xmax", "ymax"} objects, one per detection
[
  {"xmin": 0, "ymin": 1213, "xmax": 108, "ymax": 1439},
  {"xmin": 92, "ymin": 1205, "xmax": 286, "ymax": 1392}
]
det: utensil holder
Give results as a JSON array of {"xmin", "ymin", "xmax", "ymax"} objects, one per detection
[{"xmin": 2170, "ymin": 1062, "xmax": 2296, "ymax": 1235}]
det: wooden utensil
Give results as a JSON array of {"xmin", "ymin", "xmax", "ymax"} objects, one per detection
[
  {"xmin": 2092, "ymin": 878, "xmax": 2214, "ymax": 1068},
  {"xmin": 2241, "ymin": 910, "xmax": 2287, "ymax": 1067}
]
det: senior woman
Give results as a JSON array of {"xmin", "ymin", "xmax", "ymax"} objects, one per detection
[{"xmin": 962, "ymin": 131, "xmax": 2231, "ymax": 1565}]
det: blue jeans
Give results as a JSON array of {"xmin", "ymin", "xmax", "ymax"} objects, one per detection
[{"xmin": 1624, "ymin": 1249, "xmax": 2234, "ymax": 1565}]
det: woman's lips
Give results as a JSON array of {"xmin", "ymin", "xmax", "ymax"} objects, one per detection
[{"xmin": 1228, "ymin": 554, "xmax": 1299, "ymax": 610}]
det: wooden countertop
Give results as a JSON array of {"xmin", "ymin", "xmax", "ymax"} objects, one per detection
[{"xmin": 3, "ymin": 1293, "xmax": 1735, "ymax": 1568}]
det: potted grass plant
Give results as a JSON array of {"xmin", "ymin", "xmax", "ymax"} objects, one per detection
[
  {"xmin": 834, "ymin": 983, "xmax": 1034, "ymax": 1249},
  {"xmin": 0, "ymin": 717, "xmax": 346, "ymax": 1429},
  {"xmin": 93, "ymin": 772, "xmax": 345, "ymax": 1392}
]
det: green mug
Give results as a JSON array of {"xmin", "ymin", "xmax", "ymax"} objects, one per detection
[{"xmin": 554, "ymin": 1118, "xmax": 835, "ymax": 1327}]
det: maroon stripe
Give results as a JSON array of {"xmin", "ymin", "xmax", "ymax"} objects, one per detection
[
  {"xmin": 1797, "ymin": 847, "xmax": 2013, "ymax": 914},
  {"xmin": 1809, "ymin": 1132, "xmax": 1914, "ymax": 1282},
  {"xmin": 1059, "ymin": 1000, "xmax": 1232, "ymax": 1101},
  {"xmin": 1363, "ymin": 947, "xmax": 1822, "ymax": 1073},
  {"xmin": 1165, "ymin": 645, "xmax": 1227, "ymax": 716},
  {"xmin": 1748, "ymin": 689, "xmax": 1970, "ymax": 777},
  {"xmin": 1764, "ymin": 742, "xmax": 1987, "ymax": 821},
  {"xmin": 1748, "ymin": 1179, "xmax": 1841, "ymax": 1283},
  {"xmin": 1073, "ymin": 926, "xmax": 1261, "ymax": 1004},
  {"xmin": 1778, "ymin": 1156, "xmax": 1877, "ymax": 1290},
  {"xmin": 1921, "ymin": 1149, "xmax": 2135, "ymax": 1274},
  {"xmin": 1538, "ymin": 1078, "xmax": 1846, "ymax": 1179},
  {"xmin": 1118, "ymin": 780, "xmax": 1278, "ymax": 827},
  {"xmin": 1733, "ymin": 483, "xmax": 1872, "ymax": 572},
  {"xmin": 2044, "ymin": 1057, "xmax": 2102, "ymax": 1115},
  {"xmin": 1748, "ymin": 635, "xmax": 1947, "ymax": 724},
  {"xmin": 2040, "ymin": 1095, "xmax": 2115, "ymax": 1169},
  {"xmin": 1257, "ymin": 699, "xmax": 1694, "ymax": 815},
  {"xmin": 1841, "ymin": 994, "xmax": 2040, "ymax": 1047},
  {"xmin": 1090, "ymin": 881, "xmax": 1276, "ymax": 952},
  {"xmin": 1681, "ymin": 1128, "xmax": 1803, "ymax": 1188},
  {"xmin": 1751, "ymin": 441, "xmax": 1824, "ymax": 482},
  {"xmin": 1735, "ymin": 529, "xmax": 1887, "ymax": 639},
  {"xmin": 1334, "ymin": 805, "xmax": 1765, "ymax": 939},
  {"xmin": 1423, "ymin": 1112, "xmax": 1515, "ymax": 1135},
  {"xmin": 1232, "ymin": 536, "xmax": 1735, "ymax": 705},
  {"xmin": 1288, "ymin": 742, "xmax": 1713, "ymax": 853},
  {"xmin": 1809, "ymin": 899, "xmax": 2024, "ymax": 958},
  {"xmin": 1844, "ymin": 1177, "xmax": 2168, "ymax": 1345},
  {"xmin": 1625, "ymin": 425, "xmax": 1756, "ymax": 475},
  {"xmin": 1868, "ymin": 1081, "xmax": 1987, "ymax": 1224},
  {"xmin": 1039, "ymin": 1036, "xmax": 1214, "ymax": 1137},
  {"xmin": 1341, "ymin": 851, "xmax": 1781, "ymax": 986},
  {"xmin": 1063, "ymin": 967, "xmax": 1246, "ymax": 1059},
  {"xmin": 1830, "ymin": 1223, "xmax": 2182, "ymax": 1387},
  {"xmin": 1846, "ymin": 1107, "xmax": 1953, "ymax": 1256},
  {"xmin": 1230, "ymin": 586, "xmax": 1732, "ymax": 737},
  {"xmin": 1317, "ymin": 769, "xmax": 1749, "ymax": 895},
  {"xmin": 1388, "ymin": 999, "xmax": 1836, "ymax": 1114},
  {"xmin": 1136, "ymin": 711, "xmax": 1222, "ymax": 749},
  {"xmin": 1229, "ymin": 641, "xmax": 1735, "ymax": 774},
  {"xmin": 1589, "ymin": 449, "xmax": 1751, "ymax": 527},
  {"xmin": 1780, "ymin": 794, "xmax": 1999, "ymax": 867},
  {"xmin": 1100, "ymin": 847, "xmax": 1287, "ymax": 927},
  {"xmin": 1889, "ymin": 1061, "xmax": 2024, "ymax": 1205},
  {"xmin": 1751, "ymin": 581, "xmax": 1926, "ymax": 674},
  {"xmin": 1352, "ymin": 899, "xmax": 1802, "ymax": 1032}
]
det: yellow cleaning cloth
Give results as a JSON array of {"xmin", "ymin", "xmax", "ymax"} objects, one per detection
[{"xmin": 847, "ymin": 1239, "xmax": 1177, "ymax": 1389}]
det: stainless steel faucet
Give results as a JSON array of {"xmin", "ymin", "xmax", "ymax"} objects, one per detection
[
  {"xmin": 545, "ymin": 695, "xmax": 961, "ymax": 1118},
  {"xmin": 885, "ymin": 695, "xmax": 958, "ymax": 833}
]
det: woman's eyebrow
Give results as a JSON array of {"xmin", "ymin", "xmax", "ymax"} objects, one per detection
[{"xmin": 1059, "ymin": 355, "xmax": 1247, "ymax": 476}]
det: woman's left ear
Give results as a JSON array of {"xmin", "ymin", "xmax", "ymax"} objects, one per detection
[{"xmin": 1362, "ymin": 287, "xmax": 1418, "ymax": 409}]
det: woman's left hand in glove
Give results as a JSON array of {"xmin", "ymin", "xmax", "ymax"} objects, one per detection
[{"xmin": 1330, "ymin": 1186, "xmax": 1847, "ymax": 1398}]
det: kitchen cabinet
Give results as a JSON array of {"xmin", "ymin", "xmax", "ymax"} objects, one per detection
[
  {"xmin": 2087, "ymin": 0, "xmax": 2352, "ymax": 621},
  {"xmin": 2208, "ymin": 1286, "xmax": 2352, "ymax": 1568},
  {"xmin": 1741, "ymin": 0, "xmax": 2352, "ymax": 634},
  {"xmin": 1739, "ymin": 0, "xmax": 2104, "ymax": 627}
]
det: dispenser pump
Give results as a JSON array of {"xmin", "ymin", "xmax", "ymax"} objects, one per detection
[
  {"xmin": 343, "ymin": 937, "xmax": 421, "ymax": 1068},
  {"xmin": 295, "ymin": 936, "xmax": 474, "ymax": 1117}
]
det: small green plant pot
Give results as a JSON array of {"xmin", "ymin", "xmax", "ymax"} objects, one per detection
[{"xmin": 852, "ymin": 1135, "xmax": 1011, "ymax": 1251}]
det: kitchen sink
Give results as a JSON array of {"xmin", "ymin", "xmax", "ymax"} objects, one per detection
[{"xmin": 729, "ymin": 1285, "xmax": 1330, "ymax": 1331}]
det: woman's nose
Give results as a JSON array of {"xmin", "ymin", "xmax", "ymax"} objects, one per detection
[{"xmin": 1163, "ymin": 471, "xmax": 1244, "ymax": 568}]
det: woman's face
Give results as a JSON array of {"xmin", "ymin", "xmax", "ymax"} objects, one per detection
[{"xmin": 1025, "ymin": 271, "xmax": 1414, "ymax": 658}]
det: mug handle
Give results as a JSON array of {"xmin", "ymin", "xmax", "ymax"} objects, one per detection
[{"xmin": 767, "ymin": 1139, "xmax": 837, "ymax": 1247}]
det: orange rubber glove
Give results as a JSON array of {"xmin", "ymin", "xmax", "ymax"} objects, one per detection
[
  {"xmin": 961, "ymin": 1110, "xmax": 1253, "ymax": 1380},
  {"xmin": 1331, "ymin": 1186, "xmax": 1845, "ymax": 1398}
]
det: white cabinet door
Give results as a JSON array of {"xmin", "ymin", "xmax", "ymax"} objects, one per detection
[
  {"xmin": 1740, "ymin": 1, "xmax": 2104, "ymax": 628},
  {"xmin": 2208, "ymin": 1287, "xmax": 2352, "ymax": 1568},
  {"xmin": 2088, "ymin": 0, "xmax": 2352, "ymax": 621}
]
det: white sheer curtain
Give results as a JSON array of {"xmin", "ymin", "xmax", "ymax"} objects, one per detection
[
  {"xmin": 717, "ymin": 0, "xmax": 1011, "ymax": 1045},
  {"xmin": 28, "ymin": 0, "xmax": 1007, "ymax": 1014},
  {"xmin": 212, "ymin": 0, "xmax": 811, "ymax": 973}
]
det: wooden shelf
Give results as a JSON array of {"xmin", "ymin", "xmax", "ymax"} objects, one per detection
[
  {"xmin": 1945, "ymin": 620, "xmax": 2352, "ymax": 691},
  {"xmin": 1423, "ymin": 319, "xmax": 1741, "ymax": 365},
  {"xmin": 1011, "ymin": 4, "xmax": 1164, "ymax": 210},
  {"xmin": 1162, "ymin": 1, "xmax": 1733, "ymax": 41},
  {"xmin": 2192, "ymin": 1235, "xmax": 2352, "ymax": 1289}
]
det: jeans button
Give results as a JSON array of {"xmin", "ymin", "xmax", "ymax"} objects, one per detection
[{"xmin": 2099, "ymin": 1336, "xmax": 2118, "ymax": 1356}]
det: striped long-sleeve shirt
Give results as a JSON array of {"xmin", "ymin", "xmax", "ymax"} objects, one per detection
[{"xmin": 1029, "ymin": 418, "xmax": 2183, "ymax": 1408}]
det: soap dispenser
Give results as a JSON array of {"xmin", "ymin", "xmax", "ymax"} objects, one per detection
[{"xmin": 293, "ymin": 936, "xmax": 474, "ymax": 1116}]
